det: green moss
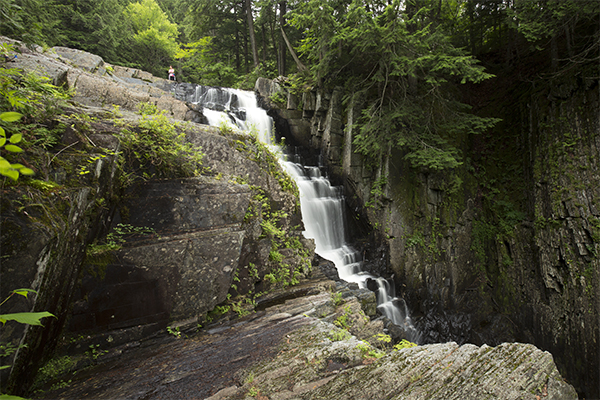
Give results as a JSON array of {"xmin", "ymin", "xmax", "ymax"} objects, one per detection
[
  {"xmin": 32, "ymin": 355, "xmax": 75, "ymax": 391},
  {"xmin": 269, "ymin": 91, "xmax": 287, "ymax": 107},
  {"xmin": 329, "ymin": 329, "xmax": 352, "ymax": 342}
]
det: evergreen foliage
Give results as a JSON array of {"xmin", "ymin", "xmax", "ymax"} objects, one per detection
[
  {"xmin": 290, "ymin": 0, "xmax": 501, "ymax": 171},
  {"xmin": 53, "ymin": 0, "xmax": 132, "ymax": 65},
  {"xmin": 1, "ymin": 0, "xmax": 597, "ymax": 164},
  {"xmin": 176, "ymin": 37, "xmax": 239, "ymax": 87},
  {"xmin": 0, "ymin": 0, "xmax": 63, "ymax": 46}
]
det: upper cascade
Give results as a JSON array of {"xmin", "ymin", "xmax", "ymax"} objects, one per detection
[{"xmin": 175, "ymin": 83, "xmax": 273, "ymax": 144}]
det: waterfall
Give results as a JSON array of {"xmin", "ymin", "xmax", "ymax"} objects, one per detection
[
  {"xmin": 185, "ymin": 85, "xmax": 420, "ymax": 343},
  {"xmin": 192, "ymin": 86, "xmax": 272, "ymax": 144}
]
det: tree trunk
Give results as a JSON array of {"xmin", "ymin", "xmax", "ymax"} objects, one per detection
[
  {"xmin": 235, "ymin": 26, "xmax": 241, "ymax": 71},
  {"xmin": 261, "ymin": 25, "xmax": 267, "ymax": 64},
  {"xmin": 269, "ymin": 11, "xmax": 279, "ymax": 74},
  {"xmin": 280, "ymin": 24, "xmax": 307, "ymax": 72},
  {"xmin": 278, "ymin": 1, "xmax": 287, "ymax": 76},
  {"xmin": 245, "ymin": 0, "xmax": 259, "ymax": 68}
]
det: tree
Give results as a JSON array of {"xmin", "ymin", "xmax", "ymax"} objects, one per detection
[
  {"xmin": 181, "ymin": 0, "xmax": 299, "ymax": 84},
  {"xmin": 175, "ymin": 37, "xmax": 239, "ymax": 86},
  {"xmin": 277, "ymin": 1, "xmax": 287, "ymax": 75},
  {"xmin": 509, "ymin": 0, "xmax": 599, "ymax": 70},
  {"xmin": 289, "ymin": 0, "xmax": 501, "ymax": 171},
  {"xmin": 184, "ymin": 0, "xmax": 246, "ymax": 71},
  {"xmin": 124, "ymin": 0, "xmax": 181, "ymax": 76},
  {"xmin": 246, "ymin": 0, "xmax": 260, "ymax": 68},
  {"xmin": 0, "ymin": 0, "xmax": 63, "ymax": 46},
  {"xmin": 50, "ymin": 0, "xmax": 131, "ymax": 64}
]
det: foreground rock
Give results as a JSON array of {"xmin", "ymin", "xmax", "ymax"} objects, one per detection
[
  {"xmin": 35, "ymin": 272, "xmax": 576, "ymax": 400},
  {"xmin": 256, "ymin": 73, "xmax": 600, "ymax": 398}
]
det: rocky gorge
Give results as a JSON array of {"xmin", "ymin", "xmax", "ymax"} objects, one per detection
[
  {"xmin": 255, "ymin": 48, "xmax": 599, "ymax": 397},
  {"xmin": 0, "ymin": 36, "xmax": 590, "ymax": 399}
]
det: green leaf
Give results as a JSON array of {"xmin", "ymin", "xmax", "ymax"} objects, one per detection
[
  {"xmin": 12, "ymin": 289, "xmax": 38, "ymax": 298},
  {"xmin": 0, "ymin": 158, "xmax": 10, "ymax": 169},
  {"xmin": 0, "ymin": 394, "xmax": 29, "ymax": 400},
  {"xmin": 3, "ymin": 144, "xmax": 23, "ymax": 153},
  {"xmin": 0, "ymin": 127, "xmax": 5, "ymax": 137},
  {"xmin": 9, "ymin": 134, "xmax": 22, "ymax": 144},
  {"xmin": 19, "ymin": 167, "xmax": 34, "ymax": 176},
  {"xmin": 1, "ymin": 169, "xmax": 18, "ymax": 181},
  {"xmin": 0, "ymin": 312, "xmax": 55, "ymax": 326},
  {"xmin": 0, "ymin": 365, "xmax": 10, "ymax": 370},
  {"xmin": 0, "ymin": 137, "xmax": 5, "ymax": 147},
  {"xmin": 0, "ymin": 112, "xmax": 23, "ymax": 122}
]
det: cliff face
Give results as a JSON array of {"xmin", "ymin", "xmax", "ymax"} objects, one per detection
[
  {"xmin": 259, "ymin": 54, "xmax": 599, "ymax": 396},
  {"xmin": 0, "ymin": 38, "xmax": 313, "ymax": 395}
]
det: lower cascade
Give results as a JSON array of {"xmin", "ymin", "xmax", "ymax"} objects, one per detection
[{"xmin": 190, "ymin": 85, "xmax": 420, "ymax": 343}]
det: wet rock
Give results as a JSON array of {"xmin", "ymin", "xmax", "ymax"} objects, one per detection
[
  {"xmin": 382, "ymin": 317, "xmax": 411, "ymax": 343},
  {"xmin": 315, "ymin": 254, "xmax": 339, "ymax": 281},
  {"xmin": 355, "ymin": 288, "xmax": 377, "ymax": 317},
  {"xmin": 34, "ymin": 280, "xmax": 576, "ymax": 400}
]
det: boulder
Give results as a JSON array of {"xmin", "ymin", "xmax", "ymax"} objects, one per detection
[
  {"xmin": 0, "ymin": 36, "xmax": 189, "ymax": 120},
  {"xmin": 51, "ymin": 46, "xmax": 104, "ymax": 73}
]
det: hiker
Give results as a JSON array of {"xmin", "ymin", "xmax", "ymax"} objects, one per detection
[{"xmin": 168, "ymin": 66, "xmax": 176, "ymax": 81}]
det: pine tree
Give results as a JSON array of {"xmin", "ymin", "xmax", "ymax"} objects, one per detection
[{"xmin": 290, "ymin": 0, "xmax": 501, "ymax": 171}]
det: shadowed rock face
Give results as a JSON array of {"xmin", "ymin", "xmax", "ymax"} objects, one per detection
[{"xmin": 69, "ymin": 177, "xmax": 253, "ymax": 333}]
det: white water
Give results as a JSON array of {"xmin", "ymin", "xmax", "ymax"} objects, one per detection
[
  {"xmin": 192, "ymin": 86, "xmax": 420, "ymax": 343},
  {"xmin": 195, "ymin": 87, "xmax": 273, "ymax": 144}
]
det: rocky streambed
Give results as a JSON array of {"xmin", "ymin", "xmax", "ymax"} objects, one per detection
[{"xmin": 34, "ymin": 268, "xmax": 577, "ymax": 400}]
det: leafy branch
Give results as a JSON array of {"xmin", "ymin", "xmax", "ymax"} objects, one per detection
[{"xmin": 0, "ymin": 111, "xmax": 34, "ymax": 180}]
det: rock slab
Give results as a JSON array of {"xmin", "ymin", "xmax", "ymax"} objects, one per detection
[{"xmin": 37, "ymin": 279, "xmax": 577, "ymax": 400}]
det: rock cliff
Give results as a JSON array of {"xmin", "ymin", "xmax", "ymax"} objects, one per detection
[
  {"xmin": 0, "ymin": 37, "xmax": 311, "ymax": 395},
  {"xmin": 256, "ymin": 53, "xmax": 599, "ymax": 397}
]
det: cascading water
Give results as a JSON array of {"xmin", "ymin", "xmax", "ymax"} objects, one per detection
[
  {"xmin": 185, "ymin": 85, "xmax": 420, "ymax": 343},
  {"xmin": 192, "ymin": 86, "xmax": 272, "ymax": 144}
]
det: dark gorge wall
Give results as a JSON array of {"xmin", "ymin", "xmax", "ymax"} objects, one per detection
[
  {"xmin": 515, "ymin": 72, "xmax": 599, "ymax": 398},
  {"xmin": 257, "ymin": 60, "xmax": 600, "ymax": 397}
]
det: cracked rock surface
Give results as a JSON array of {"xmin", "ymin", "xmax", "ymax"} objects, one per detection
[{"xmin": 36, "ymin": 273, "xmax": 576, "ymax": 400}]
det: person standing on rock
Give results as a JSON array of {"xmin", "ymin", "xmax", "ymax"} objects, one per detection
[{"xmin": 168, "ymin": 66, "xmax": 175, "ymax": 81}]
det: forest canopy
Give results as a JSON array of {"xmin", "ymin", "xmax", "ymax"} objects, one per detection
[
  {"xmin": 1, "ymin": 0, "xmax": 598, "ymax": 168},
  {"xmin": 2, "ymin": 0, "xmax": 597, "ymax": 87}
]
